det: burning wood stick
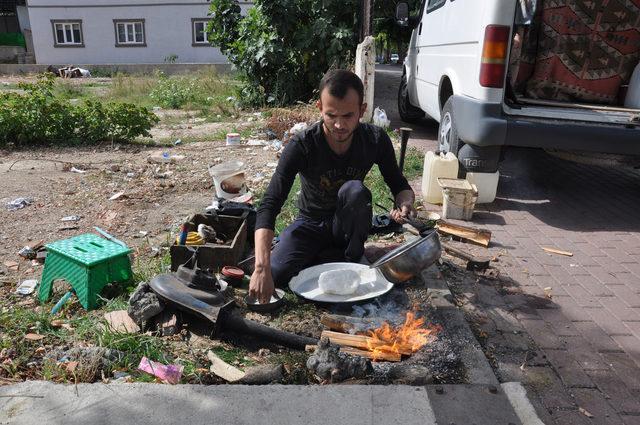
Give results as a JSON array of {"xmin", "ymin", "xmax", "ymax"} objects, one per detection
[
  {"xmin": 321, "ymin": 330, "xmax": 413, "ymax": 356},
  {"xmin": 305, "ymin": 344, "xmax": 401, "ymax": 362},
  {"xmin": 320, "ymin": 314, "xmax": 385, "ymax": 334}
]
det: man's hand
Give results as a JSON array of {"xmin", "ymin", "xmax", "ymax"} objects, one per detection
[
  {"xmin": 249, "ymin": 266, "xmax": 275, "ymax": 304},
  {"xmin": 390, "ymin": 189, "xmax": 416, "ymax": 224},
  {"xmin": 249, "ymin": 228, "xmax": 276, "ymax": 304}
]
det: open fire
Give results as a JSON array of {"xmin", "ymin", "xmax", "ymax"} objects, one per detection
[
  {"xmin": 318, "ymin": 311, "xmax": 442, "ymax": 362},
  {"xmin": 367, "ymin": 311, "xmax": 441, "ymax": 360}
]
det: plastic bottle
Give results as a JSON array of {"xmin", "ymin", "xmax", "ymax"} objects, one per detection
[
  {"xmin": 466, "ymin": 171, "xmax": 500, "ymax": 204},
  {"xmin": 421, "ymin": 151, "xmax": 459, "ymax": 205}
]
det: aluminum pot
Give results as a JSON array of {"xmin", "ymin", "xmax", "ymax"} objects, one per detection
[{"xmin": 370, "ymin": 230, "xmax": 441, "ymax": 284}]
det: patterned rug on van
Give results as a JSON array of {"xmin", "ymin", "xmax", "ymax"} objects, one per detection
[{"xmin": 524, "ymin": 0, "xmax": 640, "ymax": 105}]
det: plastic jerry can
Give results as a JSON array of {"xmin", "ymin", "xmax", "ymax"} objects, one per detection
[
  {"xmin": 422, "ymin": 151, "xmax": 459, "ymax": 205},
  {"xmin": 466, "ymin": 171, "xmax": 500, "ymax": 204}
]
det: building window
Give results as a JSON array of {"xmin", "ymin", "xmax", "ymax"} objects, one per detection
[
  {"xmin": 192, "ymin": 19, "xmax": 211, "ymax": 46},
  {"xmin": 51, "ymin": 20, "xmax": 84, "ymax": 47},
  {"xmin": 113, "ymin": 19, "xmax": 146, "ymax": 47}
]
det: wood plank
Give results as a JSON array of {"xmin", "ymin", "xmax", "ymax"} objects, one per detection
[
  {"xmin": 437, "ymin": 220, "xmax": 491, "ymax": 247},
  {"xmin": 305, "ymin": 344, "xmax": 401, "ymax": 362},
  {"xmin": 320, "ymin": 314, "xmax": 384, "ymax": 334},
  {"xmin": 207, "ymin": 350, "xmax": 246, "ymax": 382},
  {"xmin": 542, "ymin": 247, "xmax": 573, "ymax": 257},
  {"xmin": 321, "ymin": 330, "xmax": 413, "ymax": 356}
]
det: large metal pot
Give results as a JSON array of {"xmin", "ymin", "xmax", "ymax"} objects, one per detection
[{"xmin": 370, "ymin": 230, "xmax": 441, "ymax": 284}]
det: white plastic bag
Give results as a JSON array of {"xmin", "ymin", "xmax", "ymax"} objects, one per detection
[{"xmin": 372, "ymin": 107, "xmax": 391, "ymax": 129}]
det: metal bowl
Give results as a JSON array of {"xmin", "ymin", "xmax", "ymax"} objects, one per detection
[
  {"xmin": 369, "ymin": 230, "xmax": 441, "ymax": 283},
  {"xmin": 244, "ymin": 288, "xmax": 285, "ymax": 313}
]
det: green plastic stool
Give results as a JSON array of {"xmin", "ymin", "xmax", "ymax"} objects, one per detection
[{"xmin": 39, "ymin": 234, "xmax": 133, "ymax": 310}]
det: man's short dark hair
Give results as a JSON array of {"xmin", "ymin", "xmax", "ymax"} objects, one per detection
[{"xmin": 319, "ymin": 70, "xmax": 364, "ymax": 105}]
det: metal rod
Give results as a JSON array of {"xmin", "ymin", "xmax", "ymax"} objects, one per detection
[{"xmin": 398, "ymin": 127, "xmax": 412, "ymax": 173}]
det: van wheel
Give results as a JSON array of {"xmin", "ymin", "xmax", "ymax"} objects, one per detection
[
  {"xmin": 398, "ymin": 73, "xmax": 424, "ymax": 123},
  {"xmin": 438, "ymin": 98, "xmax": 463, "ymax": 156}
]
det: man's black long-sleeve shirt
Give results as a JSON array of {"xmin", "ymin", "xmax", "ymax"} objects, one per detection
[{"xmin": 255, "ymin": 121, "xmax": 411, "ymax": 230}]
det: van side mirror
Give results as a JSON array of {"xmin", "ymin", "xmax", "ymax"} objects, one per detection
[{"xmin": 396, "ymin": 3, "xmax": 409, "ymax": 26}]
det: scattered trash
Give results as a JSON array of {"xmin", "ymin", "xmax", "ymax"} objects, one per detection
[
  {"xmin": 372, "ymin": 107, "xmax": 391, "ymax": 128},
  {"xmin": 173, "ymin": 139, "xmax": 182, "ymax": 146},
  {"xmin": 152, "ymin": 106, "xmax": 162, "ymax": 112},
  {"xmin": 61, "ymin": 215, "xmax": 82, "ymax": 222},
  {"xmin": 289, "ymin": 122, "xmax": 308, "ymax": 137},
  {"xmin": 104, "ymin": 310, "xmax": 141, "ymax": 334},
  {"xmin": 543, "ymin": 287, "xmax": 553, "ymax": 299},
  {"xmin": 50, "ymin": 290, "xmax": 74, "ymax": 315},
  {"xmin": 542, "ymin": 247, "xmax": 573, "ymax": 257},
  {"xmin": 24, "ymin": 333, "xmax": 44, "ymax": 341},
  {"xmin": 18, "ymin": 246, "xmax": 36, "ymax": 260},
  {"xmin": 207, "ymin": 350, "xmax": 245, "ymax": 382},
  {"xmin": 69, "ymin": 167, "xmax": 87, "ymax": 174},
  {"xmin": 6, "ymin": 197, "xmax": 32, "ymax": 211},
  {"xmin": 58, "ymin": 225, "xmax": 79, "ymax": 232},
  {"xmin": 209, "ymin": 161, "xmax": 247, "ymax": 200},
  {"xmin": 229, "ymin": 192, "xmax": 253, "ymax": 204},
  {"xmin": 266, "ymin": 162, "xmax": 278, "ymax": 168},
  {"xmin": 138, "ymin": 356, "xmax": 183, "ymax": 384},
  {"xmin": 16, "ymin": 279, "xmax": 38, "ymax": 295},
  {"xmin": 147, "ymin": 151, "xmax": 186, "ymax": 164},
  {"xmin": 109, "ymin": 192, "xmax": 126, "ymax": 201},
  {"xmin": 578, "ymin": 407, "xmax": 594, "ymax": 418},
  {"xmin": 246, "ymin": 139, "xmax": 268, "ymax": 146},
  {"xmin": 226, "ymin": 133, "xmax": 241, "ymax": 146}
]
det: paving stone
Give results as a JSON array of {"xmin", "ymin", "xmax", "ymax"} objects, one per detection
[
  {"xmin": 601, "ymin": 352, "xmax": 640, "ymax": 391},
  {"xmin": 625, "ymin": 321, "xmax": 640, "ymax": 340},
  {"xmin": 606, "ymin": 285, "xmax": 640, "ymax": 308},
  {"xmin": 543, "ymin": 349, "xmax": 596, "ymax": 388},
  {"xmin": 610, "ymin": 336, "xmax": 640, "ymax": 367},
  {"xmin": 573, "ymin": 321, "xmax": 625, "ymax": 353},
  {"xmin": 585, "ymin": 370, "xmax": 640, "ymax": 415},
  {"xmin": 586, "ymin": 266, "xmax": 623, "ymax": 285},
  {"xmin": 548, "ymin": 408, "xmax": 594, "ymax": 425},
  {"xmin": 575, "ymin": 275, "xmax": 614, "ymax": 297},
  {"xmin": 553, "ymin": 296, "xmax": 591, "ymax": 322},
  {"xmin": 561, "ymin": 336, "xmax": 609, "ymax": 371},
  {"xmin": 571, "ymin": 388, "xmax": 626, "ymax": 425},
  {"xmin": 584, "ymin": 308, "xmax": 634, "ymax": 336},
  {"xmin": 564, "ymin": 283, "xmax": 602, "ymax": 308},
  {"xmin": 621, "ymin": 415, "xmax": 640, "ymax": 425},
  {"xmin": 536, "ymin": 308, "xmax": 581, "ymax": 337},
  {"xmin": 598, "ymin": 297, "xmax": 640, "ymax": 322},
  {"xmin": 520, "ymin": 319, "xmax": 567, "ymax": 350},
  {"xmin": 524, "ymin": 366, "xmax": 577, "ymax": 410}
]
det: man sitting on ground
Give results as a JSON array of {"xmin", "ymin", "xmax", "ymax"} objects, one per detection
[{"xmin": 249, "ymin": 69, "xmax": 416, "ymax": 303}]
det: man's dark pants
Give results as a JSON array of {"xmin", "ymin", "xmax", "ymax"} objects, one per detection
[{"xmin": 270, "ymin": 180, "xmax": 372, "ymax": 286}]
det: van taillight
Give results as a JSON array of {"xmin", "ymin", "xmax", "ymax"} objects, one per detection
[{"xmin": 480, "ymin": 25, "xmax": 510, "ymax": 88}]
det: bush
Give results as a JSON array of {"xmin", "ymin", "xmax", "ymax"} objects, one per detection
[
  {"xmin": 208, "ymin": 0, "xmax": 359, "ymax": 106},
  {"xmin": 0, "ymin": 75, "xmax": 158, "ymax": 146},
  {"xmin": 149, "ymin": 73, "xmax": 198, "ymax": 108}
]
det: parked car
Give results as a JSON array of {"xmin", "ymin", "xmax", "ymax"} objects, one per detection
[
  {"xmin": 390, "ymin": 53, "xmax": 400, "ymax": 64},
  {"xmin": 396, "ymin": 0, "xmax": 640, "ymax": 175}
]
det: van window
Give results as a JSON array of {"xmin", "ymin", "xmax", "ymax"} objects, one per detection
[{"xmin": 427, "ymin": 0, "xmax": 446, "ymax": 13}]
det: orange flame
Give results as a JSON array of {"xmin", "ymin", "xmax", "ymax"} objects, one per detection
[{"xmin": 367, "ymin": 311, "xmax": 441, "ymax": 360}]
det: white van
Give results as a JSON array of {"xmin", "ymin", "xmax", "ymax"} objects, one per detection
[{"xmin": 396, "ymin": 0, "xmax": 640, "ymax": 174}]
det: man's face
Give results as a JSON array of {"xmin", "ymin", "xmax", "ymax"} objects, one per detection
[{"xmin": 317, "ymin": 88, "xmax": 367, "ymax": 144}]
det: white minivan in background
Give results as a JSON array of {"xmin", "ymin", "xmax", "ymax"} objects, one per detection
[{"xmin": 396, "ymin": 0, "xmax": 640, "ymax": 175}]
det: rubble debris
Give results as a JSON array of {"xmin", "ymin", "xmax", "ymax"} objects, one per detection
[
  {"xmin": 18, "ymin": 246, "xmax": 36, "ymax": 260},
  {"xmin": 104, "ymin": 310, "xmax": 141, "ymax": 334},
  {"xmin": 442, "ymin": 242, "xmax": 491, "ymax": 271},
  {"xmin": 237, "ymin": 364, "xmax": 284, "ymax": 385},
  {"xmin": 579, "ymin": 407, "xmax": 594, "ymax": 418},
  {"xmin": 138, "ymin": 356, "xmax": 183, "ymax": 384},
  {"xmin": 306, "ymin": 337, "xmax": 373, "ymax": 383},
  {"xmin": 155, "ymin": 307, "xmax": 181, "ymax": 336},
  {"xmin": 6, "ymin": 197, "xmax": 32, "ymax": 211},
  {"xmin": 147, "ymin": 151, "xmax": 186, "ymax": 164},
  {"xmin": 207, "ymin": 350, "xmax": 245, "ymax": 382},
  {"xmin": 69, "ymin": 167, "xmax": 87, "ymax": 174},
  {"xmin": 16, "ymin": 279, "xmax": 38, "ymax": 295},
  {"xmin": 24, "ymin": 333, "xmax": 44, "ymax": 341},
  {"xmin": 109, "ymin": 192, "xmax": 126, "ymax": 201},
  {"xmin": 4, "ymin": 260, "xmax": 19, "ymax": 272},
  {"xmin": 542, "ymin": 247, "xmax": 573, "ymax": 257},
  {"xmin": 61, "ymin": 215, "xmax": 82, "ymax": 222},
  {"xmin": 128, "ymin": 282, "xmax": 165, "ymax": 326}
]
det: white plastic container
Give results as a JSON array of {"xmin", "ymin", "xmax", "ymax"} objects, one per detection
[
  {"xmin": 625, "ymin": 63, "xmax": 640, "ymax": 109},
  {"xmin": 438, "ymin": 178, "xmax": 478, "ymax": 221},
  {"xmin": 422, "ymin": 151, "xmax": 459, "ymax": 205},
  {"xmin": 208, "ymin": 161, "xmax": 247, "ymax": 200},
  {"xmin": 226, "ymin": 133, "xmax": 241, "ymax": 146},
  {"xmin": 466, "ymin": 171, "xmax": 500, "ymax": 204}
]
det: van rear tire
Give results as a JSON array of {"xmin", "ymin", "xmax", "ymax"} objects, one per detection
[
  {"xmin": 398, "ymin": 73, "xmax": 425, "ymax": 123},
  {"xmin": 438, "ymin": 98, "xmax": 466, "ymax": 177}
]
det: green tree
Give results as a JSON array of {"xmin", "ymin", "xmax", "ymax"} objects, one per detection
[
  {"xmin": 208, "ymin": 0, "xmax": 359, "ymax": 106},
  {"xmin": 373, "ymin": 0, "xmax": 421, "ymax": 63}
]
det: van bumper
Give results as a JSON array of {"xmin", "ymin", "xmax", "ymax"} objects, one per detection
[{"xmin": 451, "ymin": 95, "xmax": 640, "ymax": 155}]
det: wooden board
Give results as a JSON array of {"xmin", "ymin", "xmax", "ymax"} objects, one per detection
[
  {"xmin": 437, "ymin": 220, "xmax": 491, "ymax": 247},
  {"xmin": 207, "ymin": 350, "xmax": 245, "ymax": 382}
]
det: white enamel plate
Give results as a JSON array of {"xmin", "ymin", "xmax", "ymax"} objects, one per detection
[{"xmin": 288, "ymin": 262, "xmax": 394, "ymax": 303}]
